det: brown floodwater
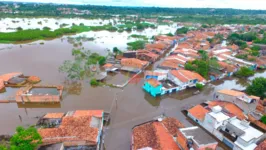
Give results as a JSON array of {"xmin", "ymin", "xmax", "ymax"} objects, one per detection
[{"xmin": 0, "ymin": 35, "xmax": 265, "ymax": 150}]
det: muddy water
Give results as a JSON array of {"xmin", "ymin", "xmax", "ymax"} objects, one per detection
[{"xmin": 0, "ymin": 28, "xmax": 265, "ymax": 150}]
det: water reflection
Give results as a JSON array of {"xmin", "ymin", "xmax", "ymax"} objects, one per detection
[
  {"xmin": 63, "ymin": 80, "xmax": 83, "ymax": 95},
  {"xmin": 17, "ymin": 102, "xmax": 61, "ymax": 108}
]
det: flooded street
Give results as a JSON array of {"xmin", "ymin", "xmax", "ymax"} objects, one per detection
[{"xmin": 0, "ymin": 19, "xmax": 265, "ymax": 150}]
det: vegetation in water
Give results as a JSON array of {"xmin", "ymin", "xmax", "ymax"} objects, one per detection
[
  {"xmin": 90, "ymin": 78, "xmax": 100, "ymax": 86},
  {"xmin": 127, "ymin": 40, "xmax": 147, "ymax": 50},
  {"xmin": 59, "ymin": 49, "xmax": 106, "ymax": 80},
  {"xmin": 128, "ymin": 34, "xmax": 148, "ymax": 40},
  {"xmin": 234, "ymin": 67, "xmax": 255, "ymax": 78},
  {"xmin": 246, "ymin": 77, "xmax": 266, "ymax": 98}
]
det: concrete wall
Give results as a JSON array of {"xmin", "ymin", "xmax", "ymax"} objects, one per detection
[{"xmin": 16, "ymin": 95, "xmax": 60, "ymax": 103}]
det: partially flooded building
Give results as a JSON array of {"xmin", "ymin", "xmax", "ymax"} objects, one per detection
[{"xmin": 38, "ymin": 110, "xmax": 106, "ymax": 150}]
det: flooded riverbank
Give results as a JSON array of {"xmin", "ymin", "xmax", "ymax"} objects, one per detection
[{"xmin": 0, "ymin": 20, "xmax": 265, "ymax": 149}]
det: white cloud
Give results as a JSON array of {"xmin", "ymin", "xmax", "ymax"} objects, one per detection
[{"xmin": 2, "ymin": 0, "xmax": 266, "ymax": 10}]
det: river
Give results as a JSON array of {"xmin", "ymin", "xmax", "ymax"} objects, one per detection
[{"xmin": 0, "ymin": 18, "xmax": 265, "ymax": 150}]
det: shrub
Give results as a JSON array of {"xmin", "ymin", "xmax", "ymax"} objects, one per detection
[
  {"xmin": 90, "ymin": 78, "xmax": 99, "ymax": 86},
  {"xmin": 196, "ymin": 83, "xmax": 204, "ymax": 90}
]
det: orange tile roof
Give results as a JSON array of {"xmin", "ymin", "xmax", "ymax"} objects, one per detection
[
  {"xmin": 0, "ymin": 79, "xmax": 4, "ymax": 90},
  {"xmin": 43, "ymin": 113, "xmax": 65, "ymax": 119},
  {"xmin": 153, "ymin": 122, "xmax": 180, "ymax": 150},
  {"xmin": 147, "ymin": 78, "xmax": 161, "ymax": 87},
  {"xmin": 38, "ymin": 110, "xmax": 103, "ymax": 145},
  {"xmin": 170, "ymin": 70, "xmax": 205, "ymax": 82},
  {"xmin": 0, "ymin": 72, "xmax": 23, "ymax": 82},
  {"xmin": 73, "ymin": 110, "xmax": 103, "ymax": 118},
  {"xmin": 103, "ymin": 63, "xmax": 113, "ymax": 68},
  {"xmin": 188, "ymin": 105, "xmax": 209, "ymax": 121},
  {"xmin": 217, "ymin": 89, "xmax": 245, "ymax": 97},
  {"xmin": 132, "ymin": 118, "xmax": 183, "ymax": 150},
  {"xmin": 178, "ymin": 42, "xmax": 192, "ymax": 49},
  {"xmin": 208, "ymin": 101, "xmax": 246, "ymax": 120},
  {"xmin": 160, "ymin": 60, "xmax": 180, "ymax": 69},
  {"xmin": 255, "ymin": 139, "xmax": 266, "ymax": 150}
]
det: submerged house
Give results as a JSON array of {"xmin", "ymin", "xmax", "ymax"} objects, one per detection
[
  {"xmin": 15, "ymin": 85, "xmax": 63, "ymax": 103},
  {"xmin": 215, "ymin": 89, "xmax": 257, "ymax": 104},
  {"xmin": 38, "ymin": 110, "xmax": 106, "ymax": 150},
  {"xmin": 120, "ymin": 58, "xmax": 149, "ymax": 73},
  {"xmin": 143, "ymin": 78, "xmax": 162, "ymax": 97},
  {"xmin": 144, "ymin": 70, "xmax": 168, "ymax": 80},
  {"xmin": 168, "ymin": 70, "xmax": 206, "ymax": 89}
]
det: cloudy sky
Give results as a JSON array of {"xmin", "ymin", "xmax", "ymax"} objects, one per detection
[{"xmin": 2, "ymin": 0, "xmax": 266, "ymax": 10}]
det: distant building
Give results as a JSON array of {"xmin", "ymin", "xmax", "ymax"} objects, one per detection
[
  {"xmin": 168, "ymin": 70, "xmax": 206, "ymax": 89},
  {"xmin": 216, "ymin": 89, "xmax": 257, "ymax": 104},
  {"xmin": 120, "ymin": 58, "xmax": 149, "ymax": 73}
]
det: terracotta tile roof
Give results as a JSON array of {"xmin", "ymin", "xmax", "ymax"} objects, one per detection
[
  {"xmin": 132, "ymin": 122, "xmax": 160, "ymax": 150},
  {"xmin": 103, "ymin": 63, "xmax": 113, "ymax": 68},
  {"xmin": 161, "ymin": 117, "xmax": 185, "ymax": 136},
  {"xmin": 188, "ymin": 105, "xmax": 209, "ymax": 121},
  {"xmin": 218, "ymin": 61, "xmax": 237, "ymax": 72},
  {"xmin": 43, "ymin": 113, "xmax": 65, "ymax": 119},
  {"xmin": 248, "ymin": 114, "xmax": 266, "ymax": 131},
  {"xmin": 142, "ymin": 52, "xmax": 159, "ymax": 59},
  {"xmin": 255, "ymin": 139, "xmax": 266, "ymax": 150},
  {"xmin": 153, "ymin": 122, "xmax": 180, "ymax": 150},
  {"xmin": 147, "ymin": 78, "xmax": 161, "ymax": 87},
  {"xmin": 160, "ymin": 60, "xmax": 180, "ymax": 69},
  {"xmin": 73, "ymin": 110, "xmax": 103, "ymax": 118},
  {"xmin": 121, "ymin": 58, "xmax": 149, "ymax": 68},
  {"xmin": 0, "ymin": 72, "xmax": 23, "ymax": 82},
  {"xmin": 39, "ymin": 116, "xmax": 99, "ymax": 145},
  {"xmin": 170, "ymin": 70, "xmax": 189, "ymax": 82},
  {"xmin": 208, "ymin": 101, "xmax": 246, "ymax": 120},
  {"xmin": 177, "ymin": 42, "xmax": 192, "ymax": 49},
  {"xmin": 132, "ymin": 118, "xmax": 183, "ymax": 150},
  {"xmin": 217, "ymin": 89, "xmax": 245, "ymax": 97},
  {"xmin": 0, "ymin": 79, "xmax": 4, "ymax": 90},
  {"xmin": 39, "ymin": 110, "xmax": 103, "ymax": 145},
  {"xmin": 146, "ymin": 43, "xmax": 166, "ymax": 50},
  {"xmin": 170, "ymin": 70, "xmax": 205, "ymax": 82}
]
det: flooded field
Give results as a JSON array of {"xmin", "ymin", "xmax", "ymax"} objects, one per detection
[{"xmin": 0, "ymin": 18, "xmax": 265, "ymax": 150}]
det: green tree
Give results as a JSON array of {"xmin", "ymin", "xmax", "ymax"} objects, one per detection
[
  {"xmin": 113, "ymin": 47, "xmax": 119, "ymax": 53},
  {"xmin": 176, "ymin": 27, "xmax": 189, "ymax": 34},
  {"xmin": 10, "ymin": 126, "xmax": 42, "ymax": 150},
  {"xmin": 234, "ymin": 66, "xmax": 255, "ymax": 77},
  {"xmin": 261, "ymin": 115, "xmax": 266, "ymax": 124},
  {"xmin": 246, "ymin": 77, "xmax": 266, "ymax": 97},
  {"xmin": 198, "ymin": 50, "xmax": 208, "ymax": 61},
  {"xmin": 98, "ymin": 56, "xmax": 106, "ymax": 66}
]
